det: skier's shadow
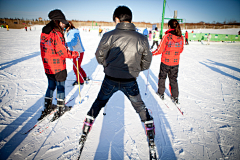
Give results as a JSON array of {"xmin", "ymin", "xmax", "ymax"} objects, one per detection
[
  {"xmin": 140, "ymin": 69, "xmax": 177, "ymax": 159},
  {"xmin": 94, "ymin": 93, "xmax": 125, "ymax": 159},
  {"xmin": 0, "ymin": 52, "xmax": 39, "ymax": 71},
  {"xmin": 199, "ymin": 61, "xmax": 240, "ymax": 81},
  {"xmin": 0, "ymin": 96, "xmax": 45, "ymax": 160}
]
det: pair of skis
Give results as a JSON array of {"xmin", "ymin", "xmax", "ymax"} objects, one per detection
[
  {"xmin": 21, "ymin": 97, "xmax": 75, "ymax": 135},
  {"xmin": 157, "ymin": 93, "xmax": 184, "ymax": 116},
  {"xmin": 77, "ymin": 134, "xmax": 158, "ymax": 160}
]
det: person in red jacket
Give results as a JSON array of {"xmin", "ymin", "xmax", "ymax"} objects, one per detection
[
  {"xmin": 152, "ymin": 19, "xmax": 184, "ymax": 103},
  {"xmin": 185, "ymin": 31, "xmax": 189, "ymax": 45},
  {"xmin": 39, "ymin": 9, "xmax": 80, "ymax": 121}
]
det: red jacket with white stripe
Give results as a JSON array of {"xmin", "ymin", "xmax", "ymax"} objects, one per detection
[
  {"xmin": 40, "ymin": 27, "xmax": 79, "ymax": 75},
  {"xmin": 152, "ymin": 29, "xmax": 184, "ymax": 66}
]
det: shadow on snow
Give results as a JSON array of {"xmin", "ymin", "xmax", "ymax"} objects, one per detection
[
  {"xmin": 200, "ymin": 60, "xmax": 240, "ymax": 81},
  {"xmin": 0, "ymin": 52, "xmax": 40, "ymax": 71}
]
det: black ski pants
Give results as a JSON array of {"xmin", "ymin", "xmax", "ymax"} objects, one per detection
[
  {"xmin": 151, "ymin": 40, "xmax": 159, "ymax": 49},
  {"xmin": 158, "ymin": 63, "xmax": 179, "ymax": 97}
]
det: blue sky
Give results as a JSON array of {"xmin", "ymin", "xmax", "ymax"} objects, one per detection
[{"xmin": 0, "ymin": 0, "xmax": 239, "ymax": 23}]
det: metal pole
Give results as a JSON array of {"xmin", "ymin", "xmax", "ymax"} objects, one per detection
[{"xmin": 160, "ymin": 0, "xmax": 166, "ymax": 39}]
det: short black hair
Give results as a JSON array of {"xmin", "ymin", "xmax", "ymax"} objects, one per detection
[{"xmin": 113, "ymin": 6, "xmax": 132, "ymax": 23}]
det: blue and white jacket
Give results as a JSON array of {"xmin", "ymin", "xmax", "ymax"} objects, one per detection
[{"xmin": 66, "ymin": 28, "xmax": 85, "ymax": 53}]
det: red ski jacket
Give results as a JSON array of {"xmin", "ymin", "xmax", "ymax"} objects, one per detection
[
  {"xmin": 40, "ymin": 29, "xmax": 79, "ymax": 75},
  {"xmin": 152, "ymin": 29, "xmax": 184, "ymax": 66}
]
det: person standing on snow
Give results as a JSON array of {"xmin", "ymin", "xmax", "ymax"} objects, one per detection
[
  {"xmin": 39, "ymin": 9, "xmax": 80, "ymax": 121},
  {"xmin": 65, "ymin": 21, "xmax": 90, "ymax": 86},
  {"xmin": 207, "ymin": 33, "xmax": 211, "ymax": 45},
  {"xmin": 149, "ymin": 30, "xmax": 152, "ymax": 41},
  {"xmin": 152, "ymin": 19, "xmax": 184, "ymax": 104},
  {"xmin": 143, "ymin": 27, "xmax": 148, "ymax": 37},
  {"xmin": 185, "ymin": 31, "xmax": 189, "ymax": 45},
  {"xmin": 80, "ymin": 5, "xmax": 155, "ymax": 151},
  {"xmin": 6, "ymin": 24, "xmax": 9, "ymax": 31},
  {"xmin": 151, "ymin": 27, "xmax": 160, "ymax": 49},
  {"xmin": 98, "ymin": 25, "xmax": 103, "ymax": 36}
]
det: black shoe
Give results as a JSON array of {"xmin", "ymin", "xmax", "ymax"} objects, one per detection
[
  {"xmin": 38, "ymin": 97, "xmax": 54, "ymax": 121},
  {"xmin": 156, "ymin": 92, "xmax": 164, "ymax": 100},
  {"xmin": 171, "ymin": 97, "xmax": 179, "ymax": 104},
  {"xmin": 84, "ymin": 77, "xmax": 90, "ymax": 81},
  {"xmin": 72, "ymin": 80, "xmax": 84, "ymax": 86},
  {"xmin": 38, "ymin": 109, "xmax": 49, "ymax": 121}
]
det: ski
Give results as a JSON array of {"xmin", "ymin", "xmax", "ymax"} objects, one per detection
[
  {"xmin": 156, "ymin": 92, "xmax": 184, "ymax": 115},
  {"xmin": 77, "ymin": 134, "xmax": 87, "ymax": 160},
  {"xmin": 21, "ymin": 97, "xmax": 75, "ymax": 135},
  {"xmin": 149, "ymin": 141, "xmax": 157, "ymax": 160},
  {"xmin": 51, "ymin": 105, "xmax": 72, "ymax": 122},
  {"xmin": 32, "ymin": 105, "xmax": 72, "ymax": 136},
  {"xmin": 21, "ymin": 105, "xmax": 57, "ymax": 135}
]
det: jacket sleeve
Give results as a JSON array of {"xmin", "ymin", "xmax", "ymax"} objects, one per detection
[
  {"xmin": 95, "ymin": 34, "xmax": 111, "ymax": 65},
  {"xmin": 66, "ymin": 31, "xmax": 78, "ymax": 48},
  {"xmin": 152, "ymin": 34, "xmax": 168, "ymax": 56},
  {"xmin": 54, "ymin": 33, "xmax": 79, "ymax": 59},
  {"xmin": 141, "ymin": 39, "xmax": 152, "ymax": 71}
]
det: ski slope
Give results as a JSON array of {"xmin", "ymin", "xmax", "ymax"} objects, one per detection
[{"xmin": 0, "ymin": 26, "xmax": 240, "ymax": 160}]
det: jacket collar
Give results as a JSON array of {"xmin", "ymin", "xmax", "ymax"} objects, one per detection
[
  {"xmin": 116, "ymin": 22, "xmax": 136, "ymax": 31},
  {"xmin": 165, "ymin": 29, "xmax": 175, "ymax": 34}
]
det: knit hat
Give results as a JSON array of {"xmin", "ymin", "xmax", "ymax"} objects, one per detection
[{"xmin": 48, "ymin": 9, "xmax": 68, "ymax": 24}]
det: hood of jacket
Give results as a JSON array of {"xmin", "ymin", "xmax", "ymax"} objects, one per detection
[{"xmin": 165, "ymin": 29, "xmax": 183, "ymax": 43}]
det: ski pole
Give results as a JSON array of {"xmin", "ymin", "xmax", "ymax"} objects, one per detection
[
  {"xmin": 145, "ymin": 69, "xmax": 150, "ymax": 95},
  {"xmin": 76, "ymin": 58, "xmax": 81, "ymax": 103}
]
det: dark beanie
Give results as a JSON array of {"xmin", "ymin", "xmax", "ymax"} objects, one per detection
[{"xmin": 48, "ymin": 9, "xmax": 68, "ymax": 24}]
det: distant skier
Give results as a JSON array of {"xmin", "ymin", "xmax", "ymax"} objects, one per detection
[
  {"xmin": 151, "ymin": 27, "xmax": 159, "ymax": 49},
  {"xmin": 152, "ymin": 19, "xmax": 184, "ymax": 104},
  {"xmin": 149, "ymin": 30, "xmax": 152, "ymax": 41},
  {"xmin": 185, "ymin": 31, "xmax": 189, "ymax": 45},
  {"xmin": 79, "ymin": 5, "xmax": 156, "ymax": 158},
  {"xmin": 98, "ymin": 25, "xmax": 102, "ymax": 36},
  {"xmin": 39, "ymin": 9, "xmax": 80, "ymax": 121},
  {"xmin": 143, "ymin": 27, "xmax": 148, "ymax": 37},
  {"xmin": 207, "ymin": 33, "xmax": 211, "ymax": 45},
  {"xmin": 65, "ymin": 21, "xmax": 89, "ymax": 85},
  {"xmin": 6, "ymin": 24, "xmax": 9, "ymax": 31},
  {"xmin": 25, "ymin": 26, "xmax": 27, "ymax": 31}
]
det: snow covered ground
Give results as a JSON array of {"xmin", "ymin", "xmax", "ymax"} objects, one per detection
[{"xmin": 0, "ymin": 26, "xmax": 240, "ymax": 160}]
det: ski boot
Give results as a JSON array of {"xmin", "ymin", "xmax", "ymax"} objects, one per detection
[
  {"xmin": 51, "ymin": 99, "xmax": 71, "ymax": 122},
  {"xmin": 156, "ymin": 92, "xmax": 164, "ymax": 100},
  {"xmin": 72, "ymin": 80, "xmax": 84, "ymax": 86},
  {"xmin": 79, "ymin": 115, "xmax": 94, "ymax": 144},
  {"xmin": 171, "ymin": 97, "xmax": 179, "ymax": 104},
  {"xmin": 84, "ymin": 77, "xmax": 90, "ymax": 84},
  {"xmin": 38, "ymin": 97, "xmax": 56, "ymax": 121},
  {"xmin": 81, "ymin": 115, "xmax": 94, "ymax": 138},
  {"xmin": 145, "ymin": 120, "xmax": 157, "ymax": 160},
  {"xmin": 78, "ymin": 116, "xmax": 95, "ymax": 157}
]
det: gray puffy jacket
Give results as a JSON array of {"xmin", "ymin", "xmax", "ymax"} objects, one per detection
[{"xmin": 95, "ymin": 22, "xmax": 152, "ymax": 79}]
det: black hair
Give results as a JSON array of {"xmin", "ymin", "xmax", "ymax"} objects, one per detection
[
  {"xmin": 168, "ymin": 19, "xmax": 182, "ymax": 37},
  {"xmin": 48, "ymin": 20, "xmax": 65, "ymax": 40},
  {"xmin": 113, "ymin": 6, "xmax": 132, "ymax": 23}
]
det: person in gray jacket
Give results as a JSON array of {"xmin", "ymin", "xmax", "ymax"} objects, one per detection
[{"xmin": 79, "ymin": 6, "xmax": 155, "ymax": 154}]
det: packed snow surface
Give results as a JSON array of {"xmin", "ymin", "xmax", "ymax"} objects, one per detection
[{"xmin": 0, "ymin": 26, "xmax": 240, "ymax": 160}]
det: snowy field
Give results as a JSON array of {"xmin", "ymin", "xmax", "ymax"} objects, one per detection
[{"xmin": 0, "ymin": 26, "xmax": 240, "ymax": 160}]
